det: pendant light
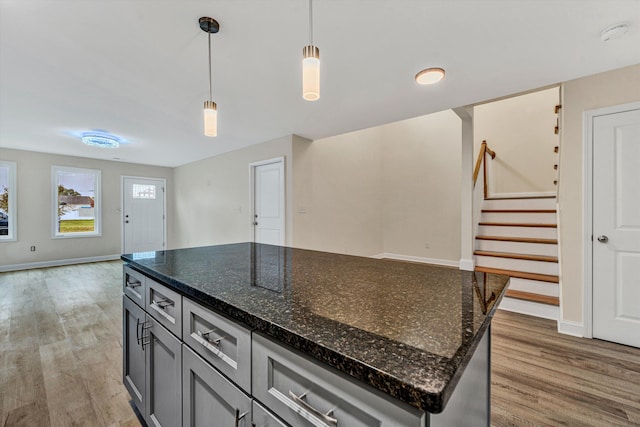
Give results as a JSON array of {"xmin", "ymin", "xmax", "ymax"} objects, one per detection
[
  {"xmin": 200, "ymin": 17, "xmax": 219, "ymax": 137},
  {"xmin": 302, "ymin": 0, "xmax": 320, "ymax": 101}
]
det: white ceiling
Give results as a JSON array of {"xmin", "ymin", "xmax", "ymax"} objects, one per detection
[{"xmin": 1, "ymin": 0, "xmax": 639, "ymax": 167}]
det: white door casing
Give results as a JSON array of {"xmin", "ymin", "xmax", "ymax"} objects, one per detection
[
  {"xmin": 251, "ymin": 158, "xmax": 285, "ymax": 246},
  {"xmin": 591, "ymin": 107, "xmax": 640, "ymax": 348},
  {"xmin": 123, "ymin": 177, "xmax": 166, "ymax": 254}
]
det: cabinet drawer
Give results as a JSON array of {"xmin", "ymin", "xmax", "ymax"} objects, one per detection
[
  {"xmin": 146, "ymin": 278, "xmax": 182, "ymax": 338},
  {"xmin": 253, "ymin": 401, "xmax": 289, "ymax": 427},
  {"xmin": 252, "ymin": 334, "xmax": 425, "ymax": 427},
  {"xmin": 182, "ymin": 345, "xmax": 251, "ymax": 427},
  {"xmin": 182, "ymin": 298, "xmax": 251, "ymax": 392},
  {"xmin": 123, "ymin": 265, "xmax": 145, "ymax": 307}
]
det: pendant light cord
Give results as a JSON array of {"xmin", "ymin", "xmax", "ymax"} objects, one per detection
[
  {"xmin": 309, "ymin": 0, "xmax": 313, "ymax": 45},
  {"xmin": 208, "ymin": 31, "xmax": 213, "ymax": 101}
]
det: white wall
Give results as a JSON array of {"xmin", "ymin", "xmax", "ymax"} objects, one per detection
[
  {"xmin": 559, "ymin": 63, "xmax": 640, "ymax": 325},
  {"xmin": 171, "ymin": 135, "xmax": 293, "ymax": 249},
  {"xmin": 0, "ymin": 148, "xmax": 173, "ymax": 267},
  {"xmin": 474, "ymin": 87, "xmax": 559, "ymax": 196}
]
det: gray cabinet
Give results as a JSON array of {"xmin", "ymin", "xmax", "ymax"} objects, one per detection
[
  {"xmin": 146, "ymin": 278, "xmax": 182, "ymax": 338},
  {"xmin": 146, "ymin": 316, "xmax": 182, "ymax": 427},
  {"xmin": 123, "ymin": 295, "xmax": 146, "ymax": 416},
  {"xmin": 182, "ymin": 298, "xmax": 251, "ymax": 393},
  {"xmin": 182, "ymin": 345, "xmax": 251, "ymax": 427},
  {"xmin": 252, "ymin": 333, "xmax": 425, "ymax": 427},
  {"xmin": 123, "ymin": 265, "xmax": 145, "ymax": 307},
  {"xmin": 123, "ymin": 268, "xmax": 183, "ymax": 427},
  {"xmin": 252, "ymin": 401, "xmax": 289, "ymax": 427}
]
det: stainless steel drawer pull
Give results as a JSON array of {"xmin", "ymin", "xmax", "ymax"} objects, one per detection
[
  {"xmin": 126, "ymin": 278, "xmax": 142, "ymax": 288},
  {"xmin": 197, "ymin": 328, "xmax": 224, "ymax": 346},
  {"xmin": 288, "ymin": 390, "xmax": 338, "ymax": 427},
  {"xmin": 152, "ymin": 298, "xmax": 173, "ymax": 309},
  {"xmin": 137, "ymin": 319, "xmax": 151, "ymax": 349},
  {"xmin": 234, "ymin": 408, "xmax": 249, "ymax": 427}
]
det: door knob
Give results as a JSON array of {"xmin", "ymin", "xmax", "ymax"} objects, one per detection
[
  {"xmin": 253, "ymin": 222, "xmax": 258, "ymax": 226},
  {"xmin": 597, "ymin": 235, "xmax": 608, "ymax": 243}
]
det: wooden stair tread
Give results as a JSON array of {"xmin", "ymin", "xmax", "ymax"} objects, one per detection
[
  {"xmin": 504, "ymin": 289, "xmax": 559, "ymax": 306},
  {"xmin": 482, "ymin": 209, "xmax": 556, "ymax": 213},
  {"xmin": 474, "ymin": 250, "xmax": 558, "ymax": 263},
  {"xmin": 476, "ymin": 235, "xmax": 558, "ymax": 244},
  {"xmin": 475, "ymin": 266, "xmax": 559, "ymax": 283},
  {"xmin": 484, "ymin": 196, "xmax": 556, "ymax": 200},
  {"xmin": 479, "ymin": 222, "xmax": 557, "ymax": 228}
]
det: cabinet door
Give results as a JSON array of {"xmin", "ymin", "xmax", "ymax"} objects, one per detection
[
  {"xmin": 123, "ymin": 265, "xmax": 145, "ymax": 307},
  {"xmin": 182, "ymin": 345, "xmax": 251, "ymax": 427},
  {"xmin": 123, "ymin": 295, "xmax": 146, "ymax": 416},
  {"xmin": 253, "ymin": 401, "xmax": 290, "ymax": 427},
  {"xmin": 145, "ymin": 316, "xmax": 182, "ymax": 427}
]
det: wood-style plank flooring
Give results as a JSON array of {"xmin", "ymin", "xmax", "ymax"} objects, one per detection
[{"xmin": 1, "ymin": 261, "xmax": 639, "ymax": 426}]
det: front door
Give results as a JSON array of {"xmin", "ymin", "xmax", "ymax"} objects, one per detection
[
  {"xmin": 592, "ymin": 107, "xmax": 640, "ymax": 348},
  {"xmin": 123, "ymin": 177, "xmax": 166, "ymax": 254},
  {"xmin": 252, "ymin": 159, "xmax": 284, "ymax": 246}
]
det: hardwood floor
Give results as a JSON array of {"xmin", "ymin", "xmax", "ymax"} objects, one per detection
[
  {"xmin": 491, "ymin": 310, "xmax": 640, "ymax": 426},
  {"xmin": 0, "ymin": 261, "xmax": 140, "ymax": 427},
  {"xmin": 1, "ymin": 261, "xmax": 639, "ymax": 426}
]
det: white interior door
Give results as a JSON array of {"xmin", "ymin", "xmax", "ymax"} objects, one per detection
[
  {"xmin": 253, "ymin": 159, "xmax": 284, "ymax": 246},
  {"xmin": 592, "ymin": 108, "xmax": 640, "ymax": 348},
  {"xmin": 123, "ymin": 177, "xmax": 166, "ymax": 253}
]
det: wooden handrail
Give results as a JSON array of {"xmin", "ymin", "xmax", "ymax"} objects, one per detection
[{"xmin": 473, "ymin": 140, "xmax": 496, "ymax": 198}]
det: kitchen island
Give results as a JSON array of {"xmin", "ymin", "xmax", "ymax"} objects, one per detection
[{"xmin": 122, "ymin": 243, "xmax": 509, "ymax": 426}]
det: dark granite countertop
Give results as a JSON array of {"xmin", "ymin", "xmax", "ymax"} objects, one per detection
[{"xmin": 122, "ymin": 243, "xmax": 508, "ymax": 413}]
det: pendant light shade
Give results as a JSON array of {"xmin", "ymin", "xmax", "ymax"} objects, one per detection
[
  {"xmin": 204, "ymin": 101, "xmax": 217, "ymax": 137},
  {"xmin": 303, "ymin": 46, "xmax": 320, "ymax": 101},
  {"xmin": 199, "ymin": 17, "xmax": 219, "ymax": 137},
  {"xmin": 302, "ymin": 0, "xmax": 320, "ymax": 101}
]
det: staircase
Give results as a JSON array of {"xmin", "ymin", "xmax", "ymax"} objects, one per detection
[{"xmin": 474, "ymin": 196, "xmax": 559, "ymax": 320}]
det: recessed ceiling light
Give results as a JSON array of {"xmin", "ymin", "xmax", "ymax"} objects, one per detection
[
  {"xmin": 601, "ymin": 23, "xmax": 629, "ymax": 42},
  {"xmin": 415, "ymin": 67, "xmax": 445, "ymax": 85},
  {"xmin": 81, "ymin": 132, "xmax": 120, "ymax": 148}
]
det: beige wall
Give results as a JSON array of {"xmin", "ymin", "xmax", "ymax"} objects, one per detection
[
  {"xmin": 0, "ymin": 148, "xmax": 173, "ymax": 267},
  {"xmin": 171, "ymin": 135, "xmax": 293, "ymax": 249},
  {"xmin": 381, "ymin": 110, "xmax": 461, "ymax": 261},
  {"xmin": 292, "ymin": 110, "xmax": 462, "ymax": 262},
  {"xmin": 559, "ymin": 63, "xmax": 640, "ymax": 324},
  {"xmin": 475, "ymin": 87, "xmax": 559, "ymax": 195},
  {"xmin": 291, "ymin": 125, "xmax": 385, "ymax": 256}
]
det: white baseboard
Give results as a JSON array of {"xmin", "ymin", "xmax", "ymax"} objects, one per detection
[
  {"xmin": 498, "ymin": 297, "xmax": 559, "ymax": 320},
  {"xmin": 487, "ymin": 191, "xmax": 556, "ymax": 199},
  {"xmin": 459, "ymin": 258, "xmax": 475, "ymax": 271},
  {"xmin": 0, "ymin": 254, "xmax": 121, "ymax": 272},
  {"xmin": 371, "ymin": 253, "xmax": 459, "ymax": 268},
  {"xmin": 557, "ymin": 319, "xmax": 586, "ymax": 338}
]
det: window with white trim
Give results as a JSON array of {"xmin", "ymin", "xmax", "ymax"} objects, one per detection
[
  {"xmin": 52, "ymin": 166, "xmax": 101, "ymax": 237},
  {"xmin": 0, "ymin": 161, "xmax": 17, "ymax": 241}
]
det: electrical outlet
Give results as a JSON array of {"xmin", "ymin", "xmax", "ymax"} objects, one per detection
[
  {"xmin": 424, "ymin": 242, "xmax": 430, "ymax": 249},
  {"xmin": 30, "ymin": 246, "xmax": 36, "ymax": 252}
]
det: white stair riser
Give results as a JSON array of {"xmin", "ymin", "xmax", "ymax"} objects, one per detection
[
  {"xmin": 475, "ymin": 255, "xmax": 559, "ymax": 275},
  {"xmin": 478, "ymin": 225, "xmax": 557, "ymax": 239},
  {"xmin": 483, "ymin": 198, "xmax": 556, "ymax": 210},
  {"xmin": 508, "ymin": 278, "xmax": 559, "ymax": 297},
  {"xmin": 481, "ymin": 212, "xmax": 556, "ymax": 223},
  {"xmin": 475, "ymin": 239, "xmax": 558, "ymax": 256},
  {"xmin": 498, "ymin": 297, "xmax": 559, "ymax": 320}
]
